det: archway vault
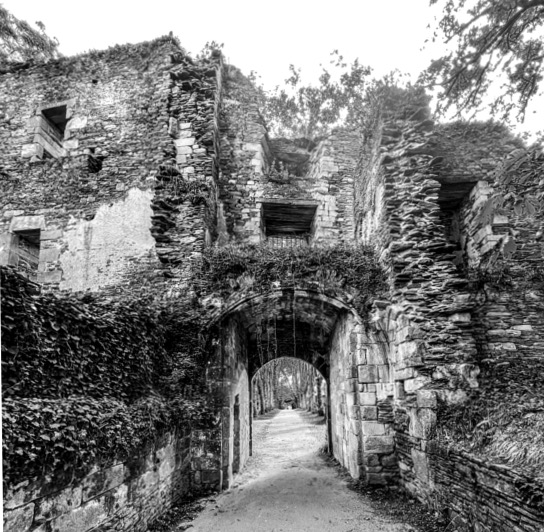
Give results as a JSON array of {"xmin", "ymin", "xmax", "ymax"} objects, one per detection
[
  {"xmin": 208, "ymin": 285, "xmax": 397, "ymax": 491},
  {"xmin": 214, "ymin": 287, "xmax": 361, "ymax": 378}
]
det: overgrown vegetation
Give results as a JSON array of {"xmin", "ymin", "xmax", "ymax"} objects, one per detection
[
  {"xmin": 2, "ymin": 242, "xmax": 384, "ymax": 489},
  {"xmin": 0, "ymin": 5, "xmax": 59, "ymax": 65},
  {"xmin": 435, "ymin": 359, "xmax": 544, "ymax": 475},
  {"xmin": 421, "ymin": 0, "xmax": 544, "ymax": 123},
  {"xmin": 199, "ymin": 243, "xmax": 386, "ymax": 317},
  {"xmin": 1, "ymin": 267, "xmax": 214, "ymax": 488},
  {"xmin": 245, "ymin": 50, "xmax": 430, "ymax": 141}
]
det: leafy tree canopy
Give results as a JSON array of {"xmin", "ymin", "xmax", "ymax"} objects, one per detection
[
  {"xmin": 420, "ymin": 0, "xmax": 544, "ymax": 122},
  {"xmin": 0, "ymin": 4, "xmax": 59, "ymax": 64},
  {"xmin": 254, "ymin": 51, "xmax": 428, "ymax": 140}
]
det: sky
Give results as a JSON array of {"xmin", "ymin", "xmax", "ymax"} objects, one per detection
[{"xmin": 2, "ymin": 0, "xmax": 542, "ymax": 138}]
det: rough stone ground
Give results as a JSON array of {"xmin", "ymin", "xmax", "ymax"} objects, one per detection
[{"xmin": 151, "ymin": 409, "xmax": 445, "ymax": 532}]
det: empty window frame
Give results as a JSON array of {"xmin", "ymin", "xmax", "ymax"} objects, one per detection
[
  {"xmin": 262, "ymin": 202, "xmax": 317, "ymax": 248},
  {"xmin": 37, "ymin": 104, "xmax": 68, "ymax": 158},
  {"xmin": 9, "ymin": 229, "xmax": 41, "ymax": 281}
]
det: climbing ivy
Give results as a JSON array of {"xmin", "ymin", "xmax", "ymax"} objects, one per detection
[
  {"xmin": 1, "ymin": 267, "xmax": 215, "ymax": 488},
  {"xmin": 2, "ymin": 242, "xmax": 384, "ymax": 488},
  {"xmin": 199, "ymin": 243, "xmax": 386, "ymax": 318}
]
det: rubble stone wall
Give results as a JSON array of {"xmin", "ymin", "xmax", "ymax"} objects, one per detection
[
  {"xmin": 357, "ymin": 110, "xmax": 544, "ymax": 529},
  {"xmin": 3, "ymin": 430, "xmax": 192, "ymax": 532},
  {"xmin": 429, "ymin": 448, "xmax": 544, "ymax": 532},
  {"xmin": 217, "ymin": 68, "xmax": 360, "ymax": 246},
  {"xmin": 0, "ymin": 38, "xmax": 221, "ymax": 295}
]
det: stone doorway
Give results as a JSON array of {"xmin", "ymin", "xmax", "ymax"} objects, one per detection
[{"xmin": 207, "ymin": 287, "xmax": 398, "ymax": 490}]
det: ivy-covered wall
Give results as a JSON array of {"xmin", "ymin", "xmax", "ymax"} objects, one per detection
[{"xmin": 1, "ymin": 265, "xmax": 214, "ymax": 532}]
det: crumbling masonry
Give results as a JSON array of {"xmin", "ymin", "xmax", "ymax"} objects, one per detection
[{"xmin": 1, "ymin": 38, "xmax": 544, "ymax": 532}]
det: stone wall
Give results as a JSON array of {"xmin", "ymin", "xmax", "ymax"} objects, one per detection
[
  {"xmin": 429, "ymin": 448, "xmax": 544, "ymax": 532},
  {"xmin": 356, "ymin": 100, "xmax": 544, "ymax": 529},
  {"xmin": 217, "ymin": 67, "xmax": 360, "ymax": 246},
  {"xmin": 0, "ymin": 39, "xmax": 175, "ymax": 291},
  {"xmin": 0, "ymin": 38, "xmax": 221, "ymax": 295},
  {"xmin": 200, "ymin": 314, "xmax": 251, "ymax": 490},
  {"xmin": 329, "ymin": 311, "xmax": 397, "ymax": 484},
  {"xmin": 3, "ymin": 430, "xmax": 192, "ymax": 532}
]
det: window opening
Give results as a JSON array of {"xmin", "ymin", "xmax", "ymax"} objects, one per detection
[
  {"xmin": 41, "ymin": 105, "xmax": 68, "ymax": 146},
  {"xmin": 11, "ymin": 229, "xmax": 40, "ymax": 281},
  {"xmin": 262, "ymin": 202, "xmax": 317, "ymax": 248}
]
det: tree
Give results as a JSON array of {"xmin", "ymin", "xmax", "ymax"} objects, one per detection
[
  {"xmin": 421, "ymin": 0, "xmax": 544, "ymax": 121},
  {"xmin": 260, "ymin": 52, "xmax": 376, "ymax": 140},
  {"xmin": 258, "ymin": 52, "xmax": 429, "ymax": 142},
  {"xmin": 0, "ymin": 4, "xmax": 59, "ymax": 64}
]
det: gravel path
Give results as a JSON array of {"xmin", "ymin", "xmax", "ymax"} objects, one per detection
[{"xmin": 188, "ymin": 409, "xmax": 419, "ymax": 532}]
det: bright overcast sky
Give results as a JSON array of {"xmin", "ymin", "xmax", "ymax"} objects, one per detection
[
  {"xmin": 2, "ymin": 0, "xmax": 542, "ymax": 137},
  {"xmin": 2, "ymin": 0, "xmax": 442, "ymax": 85}
]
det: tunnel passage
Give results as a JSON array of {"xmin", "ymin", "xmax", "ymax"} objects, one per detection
[
  {"xmin": 252, "ymin": 357, "xmax": 326, "ymax": 416},
  {"xmin": 208, "ymin": 287, "xmax": 398, "ymax": 489}
]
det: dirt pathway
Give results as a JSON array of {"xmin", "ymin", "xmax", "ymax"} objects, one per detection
[{"xmin": 188, "ymin": 409, "xmax": 418, "ymax": 532}]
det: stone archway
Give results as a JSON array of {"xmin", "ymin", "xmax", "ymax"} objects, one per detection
[{"xmin": 206, "ymin": 286, "xmax": 398, "ymax": 489}]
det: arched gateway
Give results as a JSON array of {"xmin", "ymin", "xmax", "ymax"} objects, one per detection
[{"xmin": 205, "ymin": 286, "xmax": 398, "ymax": 489}]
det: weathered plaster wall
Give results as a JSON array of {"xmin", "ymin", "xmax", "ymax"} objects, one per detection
[
  {"xmin": 0, "ymin": 39, "xmax": 221, "ymax": 294},
  {"xmin": 3, "ymin": 430, "xmax": 192, "ymax": 532},
  {"xmin": 59, "ymin": 188, "xmax": 155, "ymax": 292}
]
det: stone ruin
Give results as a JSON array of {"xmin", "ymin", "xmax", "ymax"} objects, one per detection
[{"xmin": 1, "ymin": 36, "xmax": 543, "ymax": 532}]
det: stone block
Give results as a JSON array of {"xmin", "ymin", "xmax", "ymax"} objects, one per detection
[
  {"xmin": 358, "ymin": 392, "xmax": 376, "ymax": 406},
  {"xmin": 380, "ymin": 454, "xmax": 398, "ymax": 468},
  {"xmin": 358, "ymin": 364, "xmax": 378, "ymax": 383},
  {"xmin": 82, "ymin": 464, "xmax": 124, "ymax": 502},
  {"xmin": 40, "ymin": 229, "xmax": 62, "ymax": 241},
  {"xmin": 364, "ymin": 435, "xmax": 395, "ymax": 454},
  {"xmin": 360, "ymin": 406, "xmax": 378, "ymax": 420},
  {"xmin": 449, "ymin": 312, "xmax": 471, "ymax": 323},
  {"xmin": 36, "ymin": 485, "xmax": 83, "ymax": 523},
  {"xmin": 409, "ymin": 408, "xmax": 436, "ymax": 439},
  {"xmin": 366, "ymin": 347, "xmax": 386, "ymax": 365},
  {"xmin": 377, "ymin": 365, "xmax": 390, "ymax": 382},
  {"xmin": 394, "ymin": 367, "xmax": 414, "ymax": 380},
  {"xmin": 397, "ymin": 341, "xmax": 424, "ymax": 366},
  {"xmin": 63, "ymin": 139, "xmax": 79, "ymax": 150},
  {"xmin": 22, "ymin": 143, "xmax": 42, "ymax": 158},
  {"xmin": 512, "ymin": 324, "xmax": 533, "ymax": 331},
  {"xmin": 404, "ymin": 376, "xmax": 431, "ymax": 394},
  {"xmin": 376, "ymin": 383, "xmax": 394, "ymax": 400},
  {"xmin": 3, "ymin": 210, "xmax": 25, "ymax": 219},
  {"xmin": 67, "ymin": 116, "xmax": 87, "ymax": 130},
  {"xmin": 417, "ymin": 389, "xmax": 437, "ymax": 408},
  {"xmin": 176, "ymin": 145, "xmax": 192, "ymax": 155},
  {"xmin": 201, "ymin": 470, "xmax": 221, "ymax": 484},
  {"xmin": 40, "ymin": 247, "xmax": 60, "ymax": 262},
  {"xmin": 362, "ymin": 422, "xmax": 386, "ymax": 436},
  {"xmin": 37, "ymin": 270, "xmax": 62, "ymax": 284},
  {"xmin": 3, "ymin": 503, "xmax": 34, "ymax": 531},
  {"xmin": 411, "ymin": 449, "xmax": 429, "ymax": 481},
  {"xmin": 50, "ymin": 497, "xmax": 107, "ymax": 532},
  {"xmin": 10, "ymin": 215, "xmax": 46, "ymax": 232},
  {"xmin": 175, "ymin": 137, "xmax": 195, "ymax": 147}
]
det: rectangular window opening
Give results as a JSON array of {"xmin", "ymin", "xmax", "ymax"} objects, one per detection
[
  {"xmin": 262, "ymin": 202, "xmax": 317, "ymax": 248},
  {"xmin": 11, "ymin": 229, "xmax": 41, "ymax": 281},
  {"xmin": 41, "ymin": 105, "xmax": 68, "ymax": 146}
]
